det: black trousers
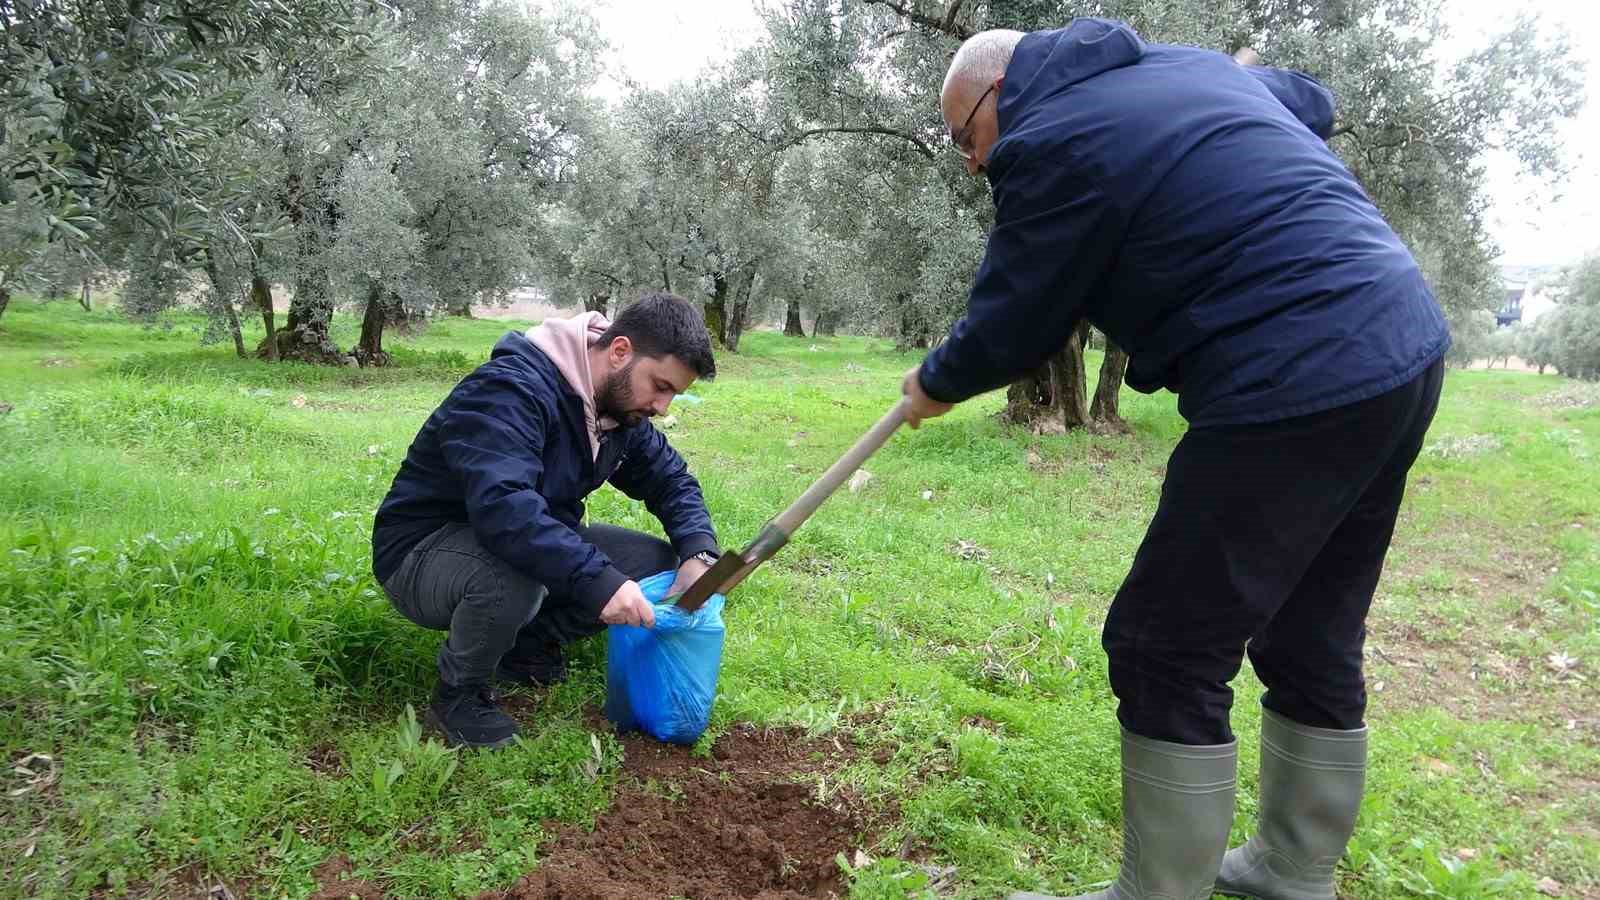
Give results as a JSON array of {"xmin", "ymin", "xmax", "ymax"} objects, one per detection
[
  {"xmin": 1103, "ymin": 359, "xmax": 1445, "ymax": 745},
  {"xmin": 379, "ymin": 522, "xmax": 678, "ymax": 687}
]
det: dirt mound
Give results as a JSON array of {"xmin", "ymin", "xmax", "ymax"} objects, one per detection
[
  {"xmin": 485, "ymin": 723, "xmax": 870, "ymax": 900},
  {"xmin": 308, "ymin": 856, "xmax": 383, "ymax": 900}
]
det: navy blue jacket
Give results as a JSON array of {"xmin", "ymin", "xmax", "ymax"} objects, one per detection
[
  {"xmin": 918, "ymin": 18, "xmax": 1451, "ymax": 425},
  {"xmin": 371, "ymin": 332, "xmax": 718, "ymax": 619}
]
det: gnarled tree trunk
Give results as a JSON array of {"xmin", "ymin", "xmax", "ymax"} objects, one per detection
[
  {"xmin": 812, "ymin": 310, "xmax": 837, "ymax": 337},
  {"xmin": 726, "ymin": 270, "xmax": 755, "ymax": 353},
  {"xmin": 79, "ymin": 278, "xmax": 92, "ymax": 311},
  {"xmin": 585, "ymin": 291, "xmax": 610, "ymax": 316},
  {"xmin": 783, "ymin": 298, "xmax": 804, "ymax": 336},
  {"xmin": 1003, "ymin": 322, "xmax": 1092, "ymax": 433},
  {"xmin": 704, "ymin": 271, "xmax": 729, "ymax": 347},
  {"xmin": 1090, "ymin": 337, "xmax": 1130, "ymax": 433},
  {"xmin": 354, "ymin": 282, "xmax": 392, "ymax": 368},
  {"xmin": 265, "ymin": 173, "xmax": 346, "ymax": 365},
  {"xmin": 252, "ymin": 270, "xmax": 278, "ymax": 362},
  {"xmin": 0, "ymin": 285, "xmax": 10, "ymax": 324}
]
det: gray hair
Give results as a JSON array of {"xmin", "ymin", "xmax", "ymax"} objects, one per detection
[{"xmin": 943, "ymin": 29, "xmax": 1026, "ymax": 99}]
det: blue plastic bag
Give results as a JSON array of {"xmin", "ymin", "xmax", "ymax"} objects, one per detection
[{"xmin": 603, "ymin": 570, "xmax": 726, "ymax": 745}]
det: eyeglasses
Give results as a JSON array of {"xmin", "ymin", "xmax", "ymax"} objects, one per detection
[{"xmin": 951, "ymin": 82, "xmax": 997, "ymax": 161}]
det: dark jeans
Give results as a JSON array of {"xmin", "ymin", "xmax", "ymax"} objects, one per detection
[
  {"xmin": 1104, "ymin": 359, "xmax": 1445, "ymax": 745},
  {"xmin": 380, "ymin": 522, "xmax": 678, "ymax": 688}
]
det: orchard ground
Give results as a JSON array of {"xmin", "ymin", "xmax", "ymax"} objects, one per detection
[{"xmin": 2, "ymin": 297, "xmax": 1597, "ymax": 899}]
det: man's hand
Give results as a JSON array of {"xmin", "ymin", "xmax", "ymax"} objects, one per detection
[
  {"xmin": 902, "ymin": 365, "xmax": 955, "ymax": 429},
  {"xmin": 600, "ymin": 580, "xmax": 656, "ymax": 629},
  {"xmin": 667, "ymin": 555, "xmax": 712, "ymax": 599}
]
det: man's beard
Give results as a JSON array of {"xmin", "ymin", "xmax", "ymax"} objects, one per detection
[{"xmin": 596, "ymin": 360, "xmax": 643, "ymax": 426}]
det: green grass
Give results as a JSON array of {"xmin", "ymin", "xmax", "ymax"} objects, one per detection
[{"xmin": 2, "ymin": 296, "xmax": 1597, "ymax": 899}]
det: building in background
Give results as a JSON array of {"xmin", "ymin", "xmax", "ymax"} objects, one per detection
[{"xmin": 1495, "ymin": 264, "xmax": 1560, "ymax": 328}]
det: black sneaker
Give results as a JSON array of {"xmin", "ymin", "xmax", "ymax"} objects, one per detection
[
  {"xmin": 495, "ymin": 640, "xmax": 568, "ymax": 687},
  {"xmin": 426, "ymin": 682, "xmax": 518, "ymax": 749}
]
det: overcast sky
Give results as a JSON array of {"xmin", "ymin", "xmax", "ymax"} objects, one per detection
[{"xmin": 583, "ymin": 0, "xmax": 1599, "ymax": 270}]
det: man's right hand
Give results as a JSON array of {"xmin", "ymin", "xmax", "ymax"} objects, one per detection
[{"xmin": 600, "ymin": 580, "xmax": 656, "ymax": 629}]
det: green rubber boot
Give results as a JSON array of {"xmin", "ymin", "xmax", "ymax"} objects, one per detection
[
  {"xmin": 1008, "ymin": 728, "xmax": 1237, "ymax": 899},
  {"xmin": 1214, "ymin": 708, "xmax": 1367, "ymax": 899}
]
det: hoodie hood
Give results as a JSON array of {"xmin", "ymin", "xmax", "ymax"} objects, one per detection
[
  {"xmin": 523, "ymin": 311, "xmax": 618, "ymax": 460},
  {"xmin": 996, "ymin": 18, "xmax": 1147, "ymax": 144}
]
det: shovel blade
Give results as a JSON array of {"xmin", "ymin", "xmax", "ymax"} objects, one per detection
[{"xmin": 668, "ymin": 550, "xmax": 747, "ymax": 613}]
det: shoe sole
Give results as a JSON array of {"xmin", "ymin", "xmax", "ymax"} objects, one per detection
[{"xmin": 425, "ymin": 708, "xmax": 517, "ymax": 750}]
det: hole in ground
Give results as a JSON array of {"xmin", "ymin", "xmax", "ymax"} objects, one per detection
[{"xmin": 486, "ymin": 722, "xmax": 873, "ymax": 900}]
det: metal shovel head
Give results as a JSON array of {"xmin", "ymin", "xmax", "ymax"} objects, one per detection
[{"xmin": 668, "ymin": 550, "xmax": 746, "ymax": 613}]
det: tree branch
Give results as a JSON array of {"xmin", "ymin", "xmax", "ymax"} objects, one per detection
[
  {"xmin": 783, "ymin": 125, "xmax": 936, "ymax": 159},
  {"xmin": 859, "ymin": 0, "xmax": 972, "ymax": 40}
]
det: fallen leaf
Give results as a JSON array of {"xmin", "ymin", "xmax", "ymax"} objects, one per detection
[
  {"xmin": 1536, "ymin": 876, "xmax": 1563, "ymax": 896},
  {"xmin": 292, "ymin": 394, "xmax": 307, "ymax": 408},
  {"xmin": 853, "ymin": 849, "xmax": 873, "ymax": 869},
  {"xmin": 847, "ymin": 470, "xmax": 873, "ymax": 493},
  {"xmin": 1373, "ymin": 680, "xmax": 1386, "ymax": 693},
  {"xmin": 1456, "ymin": 847, "xmax": 1478, "ymax": 860}
]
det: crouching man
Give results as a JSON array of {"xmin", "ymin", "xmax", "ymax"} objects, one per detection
[{"xmin": 371, "ymin": 292, "xmax": 722, "ymax": 748}]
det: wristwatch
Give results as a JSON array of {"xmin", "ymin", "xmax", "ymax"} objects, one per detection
[{"xmin": 689, "ymin": 550, "xmax": 720, "ymax": 566}]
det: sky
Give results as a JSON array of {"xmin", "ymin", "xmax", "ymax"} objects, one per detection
[{"xmin": 583, "ymin": 0, "xmax": 1599, "ymax": 270}]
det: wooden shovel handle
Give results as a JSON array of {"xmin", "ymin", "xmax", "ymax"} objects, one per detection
[{"xmin": 771, "ymin": 396, "xmax": 910, "ymax": 536}]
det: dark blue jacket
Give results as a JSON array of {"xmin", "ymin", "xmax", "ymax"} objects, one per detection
[
  {"xmin": 371, "ymin": 332, "xmax": 718, "ymax": 618},
  {"xmin": 918, "ymin": 18, "xmax": 1451, "ymax": 426}
]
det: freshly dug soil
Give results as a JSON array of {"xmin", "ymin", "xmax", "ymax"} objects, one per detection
[{"xmin": 483, "ymin": 723, "xmax": 871, "ymax": 900}]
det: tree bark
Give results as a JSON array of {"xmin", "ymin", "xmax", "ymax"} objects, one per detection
[
  {"xmin": 354, "ymin": 281, "xmax": 392, "ymax": 367},
  {"xmin": 267, "ymin": 204, "xmax": 346, "ymax": 365},
  {"xmin": 1090, "ymin": 337, "xmax": 1131, "ymax": 433},
  {"xmin": 705, "ymin": 271, "xmax": 729, "ymax": 347},
  {"xmin": 894, "ymin": 293, "xmax": 929, "ymax": 350},
  {"xmin": 0, "ymin": 285, "xmax": 10, "ymax": 324},
  {"xmin": 448, "ymin": 303, "xmax": 473, "ymax": 317},
  {"xmin": 79, "ymin": 278, "xmax": 92, "ymax": 311},
  {"xmin": 1003, "ymin": 322, "xmax": 1092, "ymax": 433},
  {"xmin": 252, "ymin": 270, "xmax": 278, "ymax": 362},
  {"xmin": 783, "ymin": 298, "xmax": 805, "ymax": 336},
  {"xmin": 585, "ymin": 291, "xmax": 610, "ymax": 316},
  {"xmin": 726, "ymin": 270, "xmax": 755, "ymax": 353},
  {"xmin": 204, "ymin": 255, "xmax": 247, "ymax": 358},
  {"xmin": 813, "ymin": 310, "xmax": 837, "ymax": 337}
]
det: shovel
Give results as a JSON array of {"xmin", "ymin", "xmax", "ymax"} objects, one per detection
[{"xmin": 669, "ymin": 396, "xmax": 911, "ymax": 612}]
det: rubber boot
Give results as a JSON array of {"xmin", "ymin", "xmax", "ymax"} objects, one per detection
[
  {"xmin": 1214, "ymin": 708, "xmax": 1367, "ymax": 899},
  {"xmin": 1008, "ymin": 728, "xmax": 1237, "ymax": 899}
]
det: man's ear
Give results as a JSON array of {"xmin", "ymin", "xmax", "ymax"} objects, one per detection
[{"xmin": 607, "ymin": 335, "xmax": 633, "ymax": 367}]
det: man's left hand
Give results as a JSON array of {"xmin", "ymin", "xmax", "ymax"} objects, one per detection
[
  {"xmin": 668, "ymin": 555, "xmax": 713, "ymax": 598},
  {"xmin": 902, "ymin": 365, "xmax": 955, "ymax": 429}
]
